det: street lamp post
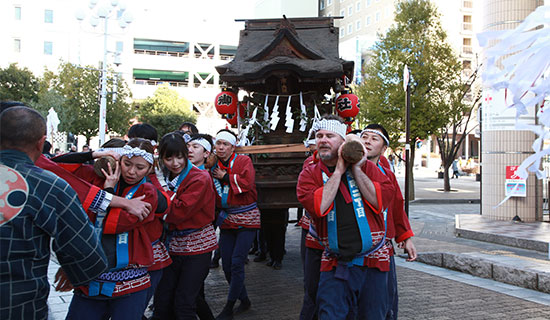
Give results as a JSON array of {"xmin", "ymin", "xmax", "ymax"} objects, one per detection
[{"xmin": 76, "ymin": 0, "xmax": 132, "ymax": 146}]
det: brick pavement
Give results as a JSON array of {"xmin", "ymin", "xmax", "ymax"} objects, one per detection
[{"xmin": 48, "ymin": 221, "xmax": 550, "ymax": 320}]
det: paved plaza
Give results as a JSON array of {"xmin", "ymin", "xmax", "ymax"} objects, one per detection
[{"xmin": 47, "ymin": 169, "xmax": 550, "ymax": 319}]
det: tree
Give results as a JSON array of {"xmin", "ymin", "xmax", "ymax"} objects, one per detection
[
  {"xmin": 137, "ymin": 85, "xmax": 196, "ymax": 138},
  {"xmin": 436, "ymin": 66, "xmax": 482, "ymax": 191},
  {"xmin": 0, "ymin": 63, "xmax": 39, "ymax": 103},
  {"xmin": 356, "ymin": 0, "xmax": 463, "ymax": 200},
  {"xmin": 44, "ymin": 62, "xmax": 134, "ymax": 145}
]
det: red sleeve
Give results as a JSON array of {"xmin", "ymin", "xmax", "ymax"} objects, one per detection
[
  {"xmin": 166, "ymin": 172, "xmax": 215, "ymax": 226},
  {"xmin": 297, "ymin": 165, "xmax": 325, "ymax": 218},
  {"xmin": 362, "ymin": 160, "xmax": 395, "ymax": 214},
  {"xmin": 387, "ymin": 171, "xmax": 414, "ymax": 242},
  {"xmin": 35, "ymin": 155, "xmax": 100, "ymax": 211},
  {"xmin": 228, "ymin": 156, "xmax": 255, "ymax": 195},
  {"xmin": 103, "ymin": 183, "xmax": 158, "ymax": 234}
]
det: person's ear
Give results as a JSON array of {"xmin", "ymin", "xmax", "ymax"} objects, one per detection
[{"xmin": 36, "ymin": 135, "xmax": 47, "ymax": 154}]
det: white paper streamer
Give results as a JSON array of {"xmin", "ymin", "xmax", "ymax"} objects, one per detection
[
  {"xmin": 299, "ymin": 92, "xmax": 308, "ymax": 132},
  {"xmin": 479, "ymin": 6, "xmax": 550, "ymax": 208},
  {"xmin": 284, "ymin": 96, "xmax": 294, "ymax": 133},
  {"xmin": 269, "ymin": 96, "xmax": 280, "ymax": 131}
]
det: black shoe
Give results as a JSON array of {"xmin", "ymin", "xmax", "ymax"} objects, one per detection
[
  {"xmin": 266, "ymin": 260, "xmax": 274, "ymax": 267},
  {"xmin": 253, "ymin": 254, "xmax": 266, "ymax": 262},
  {"xmin": 248, "ymin": 248, "xmax": 258, "ymax": 255},
  {"xmin": 234, "ymin": 298, "xmax": 251, "ymax": 315},
  {"xmin": 210, "ymin": 260, "xmax": 219, "ymax": 268},
  {"xmin": 216, "ymin": 301, "xmax": 235, "ymax": 320},
  {"xmin": 272, "ymin": 261, "xmax": 282, "ymax": 270}
]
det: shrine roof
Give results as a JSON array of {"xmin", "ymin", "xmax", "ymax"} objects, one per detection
[{"xmin": 216, "ymin": 17, "xmax": 353, "ymax": 84}]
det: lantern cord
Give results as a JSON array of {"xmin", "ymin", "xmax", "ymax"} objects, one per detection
[{"xmin": 248, "ymin": 91, "xmax": 319, "ymax": 98}]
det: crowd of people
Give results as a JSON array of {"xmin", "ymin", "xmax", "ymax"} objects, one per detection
[{"xmin": 1, "ymin": 101, "xmax": 416, "ymax": 320}]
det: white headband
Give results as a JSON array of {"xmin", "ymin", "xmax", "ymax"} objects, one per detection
[
  {"xmin": 120, "ymin": 145, "xmax": 154, "ymax": 164},
  {"xmin": 360, "ymin": 129, "xmax": 390, "ymax": 146},
  {"xmin": 215, "ymin": 131, "xmax": 237, "ymax": 146},
  {"xmin": 312, "ymin": 119, "xmax": 347, "ymax": 140},
  {"xmin": 190, "ymin": 138, "xmax": 212, "ymax": 152}
]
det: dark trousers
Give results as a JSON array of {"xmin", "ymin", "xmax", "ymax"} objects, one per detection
[
  {"xmin": 219, "ymin": 228, "xmax": 256, "ymax": 301},
  {"xmin": 196, "ymin": 284, "xmax": 215, "ymax": 320},
  {"xmin": 66, "ymin": 288, "xmax": 150, "ymax": 320},
  {"xmin": 317, "ymin": 265, "xmax": 389, "ymax": 320},
  {"xmin": 152, "ymin": 252, "xmax": 212, "ymax": 320},
  {"xmin": 300, "ymin": 246, "xmax": 322, "ymax": 320},
  {"xmin": 386, "ymin": 256, "xmax": 398, "ymax": 320},
  {"xmin": 144, "ymin": 269, "xmax": 163, "ymax": 309},
  {"xmin": 300, "ymin": 228, "xmax": 307, "ymax": 272},
  {"xmin": 261, "ymin": 209, "xmax": 288, "ymax": 262}
]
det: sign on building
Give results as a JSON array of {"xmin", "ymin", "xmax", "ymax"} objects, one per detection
[{"xmin": 505, "ymin": 165, "xmax": 526, "ymax": 197}]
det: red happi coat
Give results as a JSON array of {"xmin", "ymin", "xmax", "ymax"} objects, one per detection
[
  {"xmin": 51, "ymin": 162, "xmax": 159, "ymax": 296},
  {"xmin": 296, "ymin": 159, "xmax": 395, "ymax": 272},
  {"xmin": 299, "ymin": 154, "xmax": 325, "ymax": 251},
  {"xmin": 212, "ymin": 154, "xmax": 260, "ymax": 229},
  {"xmin": 164, "ymin": 166, "xmax": 218, "ymax": 255},
  {"xmin": 35, "ymin": 155, "xmax": 102, "ymax": 213},
  {"xmin": 79, "ymin": 180, "xmax": 159, "ymax": 297}
]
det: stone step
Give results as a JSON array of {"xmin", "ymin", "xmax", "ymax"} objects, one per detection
[
  {"xmin": 409, "ymin": 251, "xmax": 550, "ymax": 294},
  {"xmin": 455, "ymin": 214, "xmax": 550, "ymax": 253}
]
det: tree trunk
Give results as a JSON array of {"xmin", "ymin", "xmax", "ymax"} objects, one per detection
[
  {"xmin": 443, "ymin": 165, "xmax": 451, "ymax": 191},
  {"xmin": 86, "ymin": 136, "xmax": 91, "ymax": 147}
]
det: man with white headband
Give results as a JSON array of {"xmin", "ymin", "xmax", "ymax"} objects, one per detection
[
  {"xmin": 188, "ymin": 134, "xmax": 213, "ymax": 170},
  {"xmin": 297, "ymin": 115, "xmax": 395, "ymax": 320},
  {"xmin": 360, "ymin": 123, "xmax": 417, "ymax": 320},
  {"xmin": 211, "ymin": 129, "xmax": 260, "ymax": 320}
]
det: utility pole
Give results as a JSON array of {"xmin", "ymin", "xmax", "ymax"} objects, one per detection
[{"xmin": 404, "ymin": 65, "xmax": 411, "ymax": 217}]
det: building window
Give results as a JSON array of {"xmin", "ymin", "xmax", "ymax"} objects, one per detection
[
  {"xmin": 15, "ymin": 6, "xmax": 21, "ymax": 20},
  {"xmin": 356, "ymin": 20, "xmax": 361, "ymax": 30},
  {"xmin": 340, "ymin": 9, "xmax": 345, "ymax": 17},
  {"xmin": 366, "ymin": 0, "xmax": 372, "ymax": 6},
  {"xmin": 463, "ymin": 38, "xmax": 472, "ymax": 53},
  {"xmin": 366, "ymin": 15, "xmax": 371, "ymax": 26},
  {"xmin": 14, "ymin": 39, "xmax": 21, "ymax": 52},
  {"xmin": 463, "ymin": 0, "xmax": 473, "ymax": 9},
  {"xmin": 340, "ymin": 27, "xmax": 345, "ymax": 38},
  {"xmin": 44, "ymin": 41, "xmax": 53, "ymax": 55},
  {"xmin": 375, "ymin": 11, "xmax": 381, "ymax": 22},
  {"xmin": 348, "ymin": 5, "xmax": 353, "ymax": 16},
  {"xmin": 356, "ymin": 1, "xmax": 361, "ymax": 11},
  {"xmin": 463, "ymin": 15, "xmax": 472, "ymax": 31},
  {"xmin": 328, "ymin": 0, "xmax": 332, "ymax": 5},
  {"xmin": 348, "ymin": 23, "xmax": 353, "ymax": 35},
  {"xmin": 320, "ymin": 0, "xmax": 325, "ymax": 10},
  {"xmin": 462, "ymin": 60, "xmax": 472, "ymax": 70},
  {"xmin": 44, "ymin": 9, "xmax": 53, "ymax": 23}
]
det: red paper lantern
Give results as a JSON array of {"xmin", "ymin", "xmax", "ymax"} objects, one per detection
[
  {"xmin": 335, "ymin": 92, "xmax": 360, "ymax": 119},
  {"xmin": 225, "ymin": 102, "xmax": 247, "ymax": 126},
  {"xmin": 215, "ymin": 89, "xmax": 238, "ymax": 114}
]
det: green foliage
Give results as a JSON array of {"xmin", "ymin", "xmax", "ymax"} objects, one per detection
[
  {"xmin": 41, "ymin": 62, "xmax": 134, "ymax": 143},
  {"xmin": 356, "ymin": 0, "xmax": 463, "ymax": 152},
  {"xmin": 0, "ymin": 63, "xmax": 39, "ymax": 103},
  {"xmin": 28, "ymin": 89, "xmax": 66, "ymax": 119},
  {"xmin": 137, "ymin": 85, "xmax": 196, "ymax": 138}
]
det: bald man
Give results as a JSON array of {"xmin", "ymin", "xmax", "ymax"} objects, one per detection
[{"xmin": 0, "ymin": 106, "xmax": 108, "ymax": 320}]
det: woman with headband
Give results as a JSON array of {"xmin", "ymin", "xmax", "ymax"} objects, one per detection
[
  {"xmin": 65, "ymin": 138, "xmax": 160, "ymax": 320},
  {"xmin": 152, "ymin": 132, "xmax": 217, "ymax": 320},
  {"xmin": 211, "ymin": 129, "xmax": 260, "ymax": 320}
]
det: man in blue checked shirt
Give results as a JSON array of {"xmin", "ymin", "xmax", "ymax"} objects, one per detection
[{"xmin": 0, "ymin": 106, "xmax": 108, "ymax": 320}]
